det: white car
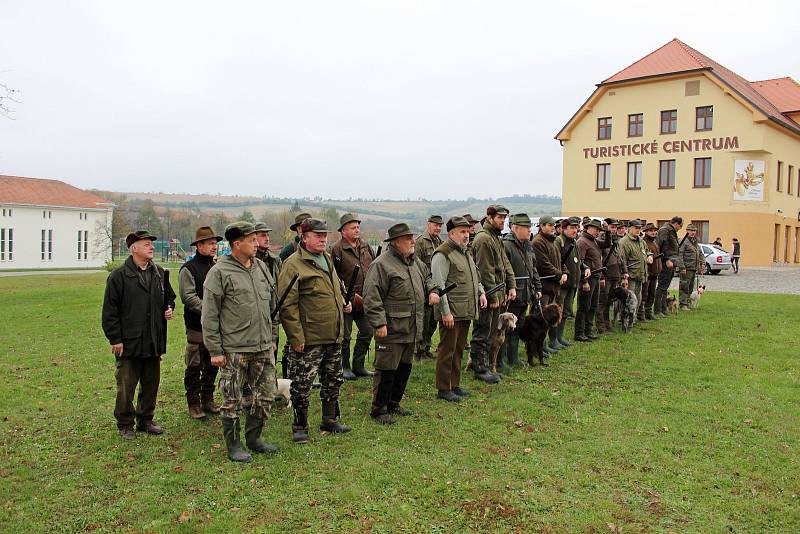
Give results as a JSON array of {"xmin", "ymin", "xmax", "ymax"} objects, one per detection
[{"xmin": 700, "ymin": 243, "xmax": 732, "ymax": 274}]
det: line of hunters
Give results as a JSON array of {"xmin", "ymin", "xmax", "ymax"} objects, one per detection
[{"xmin": 102, "ymin": 208, "xmax": 704, "ymax": 462}]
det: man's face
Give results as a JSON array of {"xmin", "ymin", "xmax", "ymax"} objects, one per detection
[
  {"xmin": 616, "ymin": 226, "xmax": 626, "ymax": 237},
  {"xmin": 449, "ymin": 227, "xmax": 470, "ymax": 247},
  {"xmin": 427, "ymin": 222, "xmax": 443, "ymax": 236},
  {"xmin": 629, "ymin": 226, "xmax": 641, "ymax": 237},
  {"xmin": 540, "ymin": 223, "xmax": 555, "ymax": 236},
  {"xmin": 512, "ymin": 224, "xmax": 531, "ymax": 242},
  {"xmin": 256, "ymin": 231, "xmax": 269, "ymax": 249},
  {"xmin": 393, "ymin": 235, "xmax": 415, "ymax": 257},
  {"xmin": 341, "ymin": 221, "xmax": 361, "ymax": 242},
  {"xmin": 196, "ymin": 238, "xmax": 217, "ymax": 257},
  {"xmin": 608, "ymin": 224, "xmax": 618, "ymax": 234},
  {"xmin": 688, "ymin": 229, "xmax": 696, "ymax": 239},
  {"xmin": 303, "ymin": 231, "xmax": 329, "ymax": 253},
  {"xmin": 487, "ymin": 214, "xmax": 507, "ymax": 231},
  {"xmin": 645, "ymin": 229, "xmax": 657, "ymax": 239},
  {"xmin": 564, "ymin": 224, "xmax": 578, "ymax": 238},
  {"xmin": 586, "ymin": 226, "xmax": 600, "ymax": 237},
  {"xmin": 130, "ymin": 239, "xmax": 155, "ymax": 262},
  {"xmin": 672, "ymin": 221, "xmax": 683, "ymax": 231},
  {"xmin": 233, "ymin": 234, "xmax": 258, "ymax": 259}
]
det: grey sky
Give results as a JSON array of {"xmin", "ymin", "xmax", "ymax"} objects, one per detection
[{"xmin": 1, "ymin": 0, "xmax": 797, "ymax": 199}]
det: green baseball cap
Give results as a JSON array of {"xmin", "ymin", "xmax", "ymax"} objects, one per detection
[
  {"xmin": 224, "ymin": 221, "xmax": 257, "ymax": 243},
  {"xmin": 486, "ymin": 204, "xmax": 509, "ymax": 216}
]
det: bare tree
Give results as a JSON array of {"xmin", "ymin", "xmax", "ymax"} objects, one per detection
[{"xmin": 0, "ymin": 79, "xmax": 20, "ymax": 119}]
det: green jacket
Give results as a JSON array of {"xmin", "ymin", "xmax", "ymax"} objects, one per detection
[
  {"xmin": 532, "ymin": 230, "xmax": 565, "ymax": 296},
  {"xmin": 415, "ymin": 231, "xmax": 442, "ymax": 268},
  {"xmin": 618, "ymin": 234, "xmax": 650, "ymax": 281},
  {"xmin": 502, "ymin": 232, "xmax": 541, "ymax": 306},
  {"xmin": 555, "ymin": 234, "xmax": 583, "ymax": 289},
  {"xmin": 278, "ymin": 236, "xmax": 301, "ymax": 261},
  {"xmin": 471, "ymin": 221, "xmax": 515, "ymax": 305},
  {"xmin": 657, "ymin": 222, "xmax": 681, "ymax": 267},
  {"xmin": 362, "ymin": 245, "xmax": 435, "ymax": 344},
  {"xmin": 278, "ymin": 246, "xmax": 345, "ymax": 347},
  {"xmin": 201, "ymin": 255, "xmax": 277, "ymax": 356},
  {"xmin": 680, "ymin": 236, "xmax": 703, "ymax": 272},
  {"xmin": 432, "ymin": 239, "xmax": 484, "ymax": 321}
]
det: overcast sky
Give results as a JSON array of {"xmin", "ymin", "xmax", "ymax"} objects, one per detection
[{"xmin": 1, "ymin": 0, "xmax": 798, "ymax": 199}]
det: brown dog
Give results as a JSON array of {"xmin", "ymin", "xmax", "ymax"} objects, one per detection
[
  {"xmin": 488, "ymin": 312, "xmax": 518, "ymax": 374},
  {"xmin": 518, "ymin": 303, "xmax": 562, "ymax": 366}
]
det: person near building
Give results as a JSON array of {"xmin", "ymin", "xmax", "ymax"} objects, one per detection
[
  {"xmin": 413, "ymin": 215, "xmax": 443, "ymax": 361},
  {"xmin": 102, "ymin": 230, "xmax": 176, "ymax": 440},
  {"xmin": 574, "ymin": 219, "xmax": 605, "ymax": 342},
  {"xmin": 531, "ymin": 215, "xmax": 566, "ymax": 353},
  {"xmin": 642, "ymin": 223, "xmax": 662, "ymax": 320},
  {"xmin": 331, "ymin": 213, "xmax": 376, "ymax": 380},
  {"xmin": 555, "ymin": 217, "xmax": 590, "ymax": 347},
  {"xmin": 596, "ymin": 218, "xmax": 626, "ymax": 333},
  {"xmin": 179, "ymin": 226, "xmax": 223, "ymax": 420},
  {"xmin": 655, "ymin": 216, "xmax": 683, "ymax": 317},
  {"xmin": 678, "ymin": 224, "xmax": 704, "ymax": 310},
  {"xmin": 731, "ymin": 238, "xmax": 741, "ymax": 274},
  {"xmin": 431, "ymin": 216, "xmax": 487, "ymax": 401},
  {"xmin": 618, "ymin": 219, "xmax": 652, "ymax": 322},
  {"xmin": 278, "ymin": 218, "xmax": 353, "ymax": 444},
  {"xmin": 362, "ymin": 223, "xmax": 438, "ymax": 424}
]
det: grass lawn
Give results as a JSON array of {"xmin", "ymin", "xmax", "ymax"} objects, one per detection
[{"xmin": 0, "ymin": 273, "xmax": 798, "ymax": 533}]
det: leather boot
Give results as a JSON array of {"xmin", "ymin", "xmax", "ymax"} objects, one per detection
[
  {"xmin": 222, "ymin": 417, "xmax": 252, "ymax": 462},
  {"xmin": 557, "ymin": 323, "xmax": 571, "ymax": 347},
  {"xmin": 188, "ymin": 401, "xmax": 207, "ymax": 420},
  {"xmin": 201, "ymin": 396, "xmax": 221, "ymax": 415},
  {"xmin": 471, "ymin": 351, "xmax": 501, "ymax": 383},
  {"xmin": 388, "ymin": 363, "xmax": 413, "ymax": 415},
  {"xmin": 370, "ymin": 369, "xmax": 394, "ymax": 422},
  {"xmin": 495, "ymin": 344, "xmax": 512, "ymax": 374},
  {"xmin": 292, "ymin": 407, "xmax": 309, "ymax": 444},
  {"xmin": 244, "ymin": 413, "xmax": 278, "ymax": 453},
  {"xmin": 320, "ymin": 400, "xmax": 352, "ymax": 433}
]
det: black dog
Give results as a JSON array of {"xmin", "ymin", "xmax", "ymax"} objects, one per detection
[
  {"xmin": 518, "ymin": 303, "xmax": 562, "ymax": 366},
  {"xmin": 608, "ymin": 286, "xmax": 638, "ymax": 333}
]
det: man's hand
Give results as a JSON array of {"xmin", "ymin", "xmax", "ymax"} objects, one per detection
[
  {"xmin": 581, "ymin": 282, "xmax": 590, "ymax": 292},
  {"xmin": 442, "ymin": 314, "xmax": 454, "ymax": 329},
  {"xmin": 507, "ymin": 288, "xmax": 517, "ymax": 302},
  {"xmin": 111, "ymin": 343, "xmax": 124, "ymax": 357},
  {"xmin": 535, "ymin": 291, "xmax": 542, "ymax": 300},
  {"xmin": 375, "ymin": 325, "xmax": 388, "ymax": 338},
  {"xmin": 489, "ymin": 300, "xmax": 499, "ymax": 309},
  {"xmin": 646, "ymin": 255, "xmax": 654, "ymax": 265},
  {"xmin": 164, "ymin": 307, "xmax": 173, "ymax": 320},
  {"xmin": 479, "ymin": 293, "xmax": 488, "ymax": 309},
  {"xmin": 599, "ymin": 279, "xmax": 606, "ymax": 289},
  {"xmin": 343, "ymin": 302, "xmax": 352, "ymax": 314},
  {"xmin": 291, "ymin": 343, "xmax": 305, "ymax": 353},
  {"xmin": 272, "ymin": 342, "xmax": 277, "ymax": 354},
  {"xmin": 428, "ymin": 293, "xmax": 440, "ymax": 306},
  {"xmin": 211, "ymin": 354, "xmax": 227, "ymax": 368},
  {"xmin": 623, "ymin": 273, "xmax": 630, "ymax": 281},
  {"xmin": 666, "ymin": 259, "xmax": 674, "ymax": 269},
  {"xmin": 560, "ymin": 273, "xmax": 568, "ymax": 286},
  {"xmin": 584, "ymin": 268, "xmax": 591, "ymax": 278}
]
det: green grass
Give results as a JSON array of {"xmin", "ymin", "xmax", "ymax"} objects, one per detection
[{"xmin": 0, "ymin": 274, "xmax": 798, "ymax": 533}]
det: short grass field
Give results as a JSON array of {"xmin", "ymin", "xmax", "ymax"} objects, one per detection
[{"xmin": 1, "ymin": 273, "xmax": 798, "ymax": 533}]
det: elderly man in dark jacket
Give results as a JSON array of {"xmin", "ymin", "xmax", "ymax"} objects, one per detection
[
  {"xmin": 102, "ymin": 231, "xmax": 176, "ymax": 440},
  {"xmin": 642, "ymin": 223, "xmax": 662, "ymax": 320},
  {"xmin": 362, "ymin": 223, "xmax": 438, "ymax": 424},
  {"xmin": 574, "ymin": 219, "xmax": 605, "ymax": 342},
  {"xmin": 655, "ymin": 216, "xmax": 683, "ymax": 316},
  {"xmin": 532, "ymin": 215, "xmax": 567, "ymax": 353}
]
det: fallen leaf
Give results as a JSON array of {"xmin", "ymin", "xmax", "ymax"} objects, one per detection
[
  {"xmin": 514, "ymin": 420, "xmax": 524, "ymax": 428},
  {"xmin": 661, "ymin": 426, "xmax": 669, "ymax": 432},
  {"xmin": 249, "ymin": 478, "xmax": 256, "ymax": 484},
  {"xmin": 172, "ymin": 466, "xmax": 183, "ymax": 473},
  {"xmin": 689, "ymin": 351, "xmax": 695, "ymax": 356},
  {"xmin": 229, "ymin": 507, "xmax": 240, "ymax": 513},
  {"xmin": 127, "ymin": 452, "xmax": 136, "ymax": 462},
  {"xmin": 177, "ymin": 511, "xmax": 190, "ymax": 524},
  {"xmin": 211, "ymin": 443, "xmax": 221, "ymax": 449},
  {"xmin": 308, "ymin": 499, "xmax": 317, "ymax": 506},
  {"xmin": 523, "ymin": 448, "xmax": 532, "ymax": 454},
  {"xmin": 744, "ymin": 419, "xmax": 753, "ymax": 424}
]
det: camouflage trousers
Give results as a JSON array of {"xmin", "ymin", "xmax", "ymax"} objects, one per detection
[
  {"xmin": 288, "ymin": 344, "xmax": 344, "ymax": 411},
  {"xmin": 679, "ymin": 270, "xmax": 697, "ymax": 307},
  {"xmin": 218, "ymin": 350, "xmax": 276, "ymax": 420}
]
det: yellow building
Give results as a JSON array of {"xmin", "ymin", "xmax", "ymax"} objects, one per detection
[{"xmin": 556, "ymin": 38, "xmax": 800, "ymax": 266}]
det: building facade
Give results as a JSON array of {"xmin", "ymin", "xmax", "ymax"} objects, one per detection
[
  {"xmin": 0, "ymin": 175, "xmax": 114, "ymax": 269},
  {"xmin": 557, "ymin": 39, "xmax": 800, "ymax": 266}
]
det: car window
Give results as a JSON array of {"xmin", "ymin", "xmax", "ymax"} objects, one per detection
[{"xmin": 701, "ymin": 246, "xmax": 711, "ymax": 254}]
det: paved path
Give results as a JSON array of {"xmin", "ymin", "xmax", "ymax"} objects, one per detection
[
  {"xmin": 0, "ymin": 270, "xmax": 104, "ymax": 277},
  {"xmin": 669, "ymin": 265, "xmax": 800, "ymax": 295}
]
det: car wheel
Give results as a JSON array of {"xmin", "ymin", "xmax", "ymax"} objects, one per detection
[
  {"xmin": 706, "ymin": 263, "xmax": 714, "ymax": 274},
  {"xmin": 711, "ymin": 269, "xmax": 721, "ymax": 275}
]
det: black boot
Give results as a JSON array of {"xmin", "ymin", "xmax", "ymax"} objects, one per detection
[
  {"xmin": 495, "ymin": 343, "xmax": 512, "ymax": 374},
  {"xmin": 320, "ymin": 400, "xmax": 352, "ymax": 433},
  {"xmin": 557, "ymin": 323, "xmax": 571, "ymax": 347},
  {"xmin": 548, "ymin": 328, "xmax": 563, "ymax": 351},
  {"xmin": 222, "ymin": 417, "xmax": 252, "ymax": 462},
  {"xmin": 292, "ymin": 407, "xmax": 309, "ymax": 444},
  {"xmin": 244, "ymin": 413, "xmax": 278, "ymax": 454},
  {"xmin": 352, "ymin": 351, "xmax": 375, "ymax": 378},
  {"xmin": 506, "ymin": 334, "xmax": 523, "ymax": 367},
  {"xmin": 342, "ymin": 351, "xmax": 356, "ymax": 381},
  {"xmin": 388, "ymin": 362, "xmax": 413, "ymax": 416},
  {"xmin": 371, "ymin": 369, "xmax": 395, "ymax": 424}
]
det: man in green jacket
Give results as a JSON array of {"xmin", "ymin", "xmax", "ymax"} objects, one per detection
[
  {"xmin": 469, "ymin": 205, "xmax": 516, "ymax": 382},
  {"xmin": 655, "ymin": 216, "xmax": 683, "ymax": 316},
  {"xmin": 203, "ymin": 222, "xmax": 279, "ymax": 462},
  {"xmin": 414, "ymin": 215, "xmax": 443, "ymax": 361},
  {"xmin": 432, "ymin": 217, "xmax": 487, "ymax": 402},
  {"xmin": 362, "ymin": 223, "xmax": 439, "ymax": 424},
  {"xmin": 532, "ymin": 215, "xmax": 567, "ymax": 353},
  {"xmin": 279, "ymin": 218, "xmax": 352, "ymax": 443},
  {"xmin": 618, "ymin": 219, "xmax": 653, "ymax": 322},
  {"xmin": 555, "ymin": 217, "xmax": 590, "ymax": 347},
  {"xmin": 679, "ymin": 224, "xmax": 704, "ymax": 310}
]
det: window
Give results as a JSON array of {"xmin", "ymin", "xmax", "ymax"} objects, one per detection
[
  {"xmin": 597, "ymin": 117, "xmax": 612, "ymax": 140},
  {"xmin": 83, "ymin": 230, "xmax": 88, "ymax": 260},
  {"xmin": 77, "ymin": 231, "xmax": 82, "ymax": 260},
  {"xmin": 0, "ymin": 228, "xmax": 12, "ymax": 261},
  {"xmin": 694, "ymin": 158, "xmax": 712, "ymax": 187},
  {"xmin": 41, "ymin": 229, "xmax": 53, "ymax": 261},
  {"xmin": 627, "ymin": 161, "xmax": 642, "ymax": 190},
  {"xmin": 596, "ymin": 163, "xmax": 611, "ymax": 191},
  {"xmin": 659, "ymin": 159, "xmax": 676, "ymax": 189},
  {"xmin": 790, "ymin": 165, "xmax": 795, "ymax": 195},
  {"xmin": 628, "ymin": 113, "xmax": 643, "ymax": 137},
  {"xmin": 691, "ymin": 220, "xmax": 709, "ymax": 243},
  {"xmin": 696, "ymin": 106, "xmax": 713, "ymax": 131},
  {"xmin": 661, "ymin": 110, "xmax": 677, "ymax": 134},
  {"xmin": 777, "ymin": 161, "xmax": 783, "ymax": 192}
]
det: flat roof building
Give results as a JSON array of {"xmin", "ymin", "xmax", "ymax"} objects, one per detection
[{"xmin": 556, "ymin": 38, "xmax": 800, "ymax": 266}]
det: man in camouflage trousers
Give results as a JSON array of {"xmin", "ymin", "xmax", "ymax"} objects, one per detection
[
  {"xmin": 203, "ymin": 222, "xmax": 279, "ymax": 462},
  {"xmin": 414, "ymin": 215, "xmax": 443, "ymax": 360},
  {"xmin": 279, "ymin": 218, "xmax": 352, "ymax": 443},
  {"xmin": 362, "ymin": 223, "xmax": 438, "ymax": 424},
  {"xmin": 618, "ymin": 219, "xmax": 653, "ymax": 322}
]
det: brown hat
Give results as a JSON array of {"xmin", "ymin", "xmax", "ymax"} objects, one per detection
[
  {"xmin": 486, "ymin": 204, "xmax": 509, "ymax": 216},
  {"xmin": 561, "ymin": 216, "xmax": 581, "ymax": 228},
  {"xmin": 446, "ymin": 216, "xmax": 472, "ymax": 232},
  {"xmin": 384, "ymin": 223, "xmax": 414, "ymax": 242},
  {"xmin": 299, "ymin": 218, "xmax": 330, "ymax": 233},
  {"xmin": 290, "ymin": 212, "xmax": 312, "ymax": 231},
  {"xmin": 462, "ymin": 213, "xmax": 479, "ymax": 225},
  {"xmin": 190, "ymin": 226, "xmax": 223, "ymax": 247},
  {"xmin": 338, "ymin": 213, "xmax": 361, "ymax": 231},
  {"xmin": 126, "ymin": 230, "xmax": 157, "ymax": 249},
  {"xmin": 427, "ymin": 215, "xmax": 444, "ymax": 224},
  {"xmin": 643, "ymin": 222, "xmax": 658, "ymax": 231}
]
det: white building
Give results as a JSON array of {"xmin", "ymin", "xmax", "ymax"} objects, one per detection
[{"xmin": 0, "ymin": 175, "xmax": 114, "ymax": 269}]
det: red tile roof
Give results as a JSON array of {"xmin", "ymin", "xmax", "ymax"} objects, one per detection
[
  {"xmin": 750, "ymin": 77, "xmax": 800, "ymax": 113},
  {"xmin": 600, "ymin": 38, "xmax": 800, "ymax": 134},
  {"xmin": 0, "ymin": 175, "xmax": 113, "ymax": 209}
]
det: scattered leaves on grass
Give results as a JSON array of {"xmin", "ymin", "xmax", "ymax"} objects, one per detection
[
  {"xmin": 172, "ymin": 466, "xmax": 183, "ymax": 473},
  {"xmin": 661, "ymin": 426, "xmax": 669, "ymax": 432},
  {"xmin": 607, "ymin": 523, "xmax": 622, "ymax": 533},
  {"xmin": 523, "ymin": 448, "xmax": 532, "ymax": 454},
  {"xmin": 514, "ymin": 420, "xmax": 524, "ymax": 428},
  {"xmin": 211, "ymin": 443, "xmax": 221, "ymax": 450},
  {"xmin": 177, "ymin": 511, "xmax": 190, "ymax": 524},
  {"xmin": 308, "ymin": 499, "xmax": 317, "ymax": 507},
  {"xmin": 126, "ymin": 452, "xmax": 136, "ymax": 462}
]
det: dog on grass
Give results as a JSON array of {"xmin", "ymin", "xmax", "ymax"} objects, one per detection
[
  {"xmin": 666, "ymin": 295, "xmax": 678, "ymax": 314},
  {"xmin": 609, "ymin": 286, "xmax": 638, "ymax": 333},
  {"xmin": 488, "ymin": 312, "xmax": 518, "ymax": 374},
  {"xmin": 518, "ymin": 303, "xmax": 562, "ymax": 366},
  {"xmin": 275, "ymin": 378, "xmax": 292, "ymax": 409},
  {"xmin": 690, "ymin": 284, "xmax": 705, "ymax": 309}
]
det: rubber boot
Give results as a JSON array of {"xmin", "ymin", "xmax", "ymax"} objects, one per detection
[
  {"xmin": 388, "ymin": 362, "xmax": 413, "ymax": 416},
  {"xmin": 342, "ymin": 351, "xmax": 356, "ymax": 381},
  {"xmin": 292, "ymin": 407, "xmax": 309, "ymax": 444},
  {"xmin": 548, "ymin": 328, "xmax": 563, "ymax": 351},
  {"xmin": 371, "ymin": 369, "xmax": 395, "ymax": 424},
  {"xmin": 506, "ymin": 334, "xmax": 524, "ymax": 367},
  {"xmin": 320, "ymin": 400, "xmax": 352, "ymax": 433},
  {"xmin": 222, "ymin": 417, "xmax": 252, "ymax": 463},
  {"xmin": 557, "ymin": 323, "xmax": 571, "ymax": 347},
  {"xmin": 654, "ymin": 290, "xmax": 666, "ymax": 318},
  {"xmin": 244, "ymin": 413, "xmax": 278, "ymax": 453},
  {"xmin": 352, "ymin": 350, "xmax": 375, "ymax": 378},
  {"xmin": 471, "ymin": 351, "xmax": 501, "ymax": 384},
  {"xmin": 495, "ymin": 343, "xmax": 512, "ymax": 374}
]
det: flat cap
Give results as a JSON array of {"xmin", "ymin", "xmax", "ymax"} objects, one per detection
[
  {"xmin": 225, "ymin": 221, "xmax": 257, "ymax": 243},
  {"xmin": 486, "ymin": 204, "xmax": 509, "ymax": 216},
  {"xmin": 338, "ymin": 213, "xmax": 361, "ymax": 231},
  {"xmin": 384, "ymin": 222, "xmax": 414, "ymax": 242},
  {"xmin": 254, "ymin": 222, "xmax": 272, "ymax": 232},
  {"xmin": 510, "ymin": 213, "xmax": 532, "ymax": 227},
  {"xmin": 538, "ymin": 215, "xmax": 556, "ymax": 226},
  {"xmin": 299, "ymin": 218, "xmax": 330, "ymax": 233},
  {"xmin": 604, "ymin": 217, "xmax": 620, "ymax": 225},
  {"xmin": 427, "ymin": 215, "xmax": 444, "ymax": 224},
  {"xmin": 290, "ymin": 212, "xmax": 312, "ymax": 231},
  {"xmin": 126, "ymin": 230, "xmax": 158, "ymax": 249},
  {"xmin": 462, "ymin": 213, "xmax": 479, "ymax": 225},
  {"xmin": 686, "ymin": 223, "xmax": 697, "ymax": 231},
  {"xmin": 190, "ymin": 226, "xmax": 222, "ymax": 247},
  {"xmin": 628, "ymin": 218, "xmax": 643, "ymax": 227},
  {"xmin": 561, "ymin": 216, "xmax": 581, "ymax": 228},
  {"xmin": 582, "ymin": 216, "xmax": 592, "ymax": 226},
  {"xmin": 446, "ymin": 216, "xmax": 472, "ymax": 232}
]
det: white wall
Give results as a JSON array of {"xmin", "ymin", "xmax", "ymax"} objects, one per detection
[{"xmin": 0, "ymin": 204, "xmax": 113, "ymax": 269}]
